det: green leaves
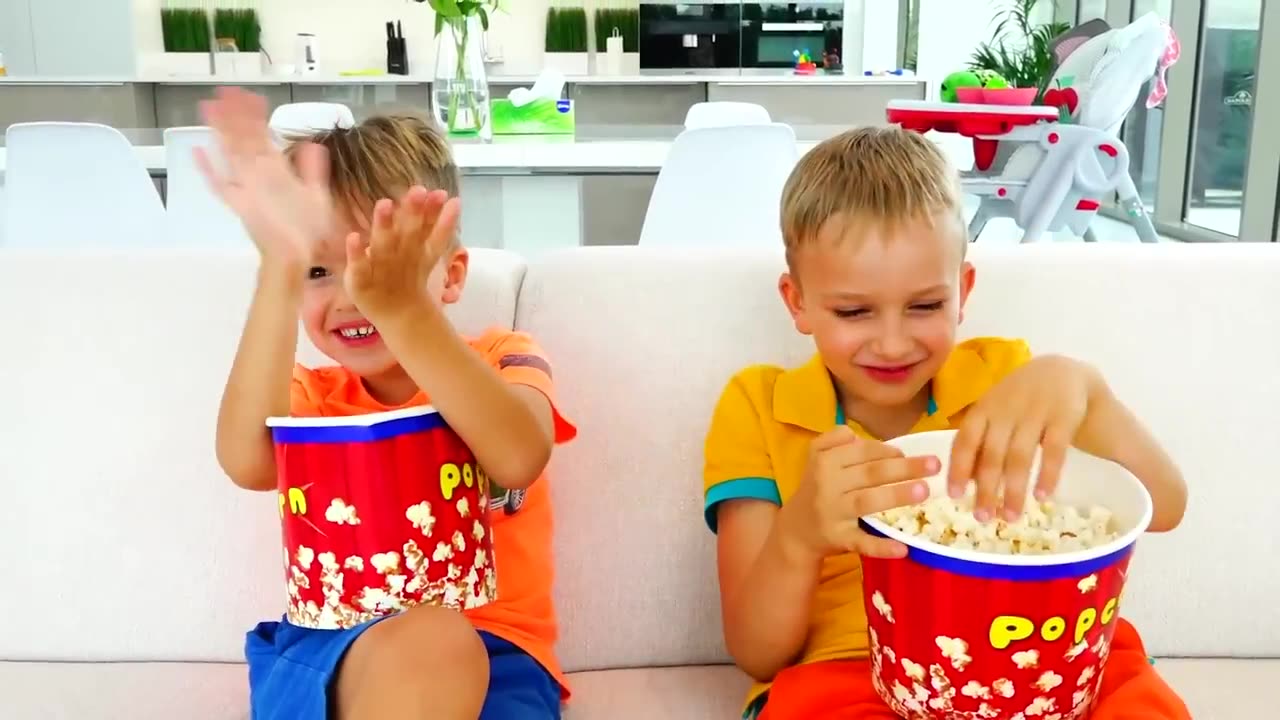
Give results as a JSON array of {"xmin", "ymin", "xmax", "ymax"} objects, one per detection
[
  {"xmin": 968, "ymin": 0, "xmax": 1069, "ymax": 94},
  {"xmin": 423, "ymin": 0, "xmax": 502, "ymax": 36}
]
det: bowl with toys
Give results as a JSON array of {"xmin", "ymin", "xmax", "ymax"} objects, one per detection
[
  {"xmin": 267, "ymin": 406, "xmax": 497, "ymax": 630},
  {"xmin": 941, "ymin": 69, "xmax": 1037, "ymax": 105},
  {"xmin": 858, "ymin": 430, "xmax": 1152, "ymax": 720}
]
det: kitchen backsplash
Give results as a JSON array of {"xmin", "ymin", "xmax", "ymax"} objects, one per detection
[{"xmin": 133, "ymin": 0, "xmax": 640, "ymax": 76}]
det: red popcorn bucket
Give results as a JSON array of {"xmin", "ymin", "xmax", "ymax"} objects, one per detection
[
  {"xmin": 858, "ymin": 430, "xmax": 1152, "ymax": 720},
  {"xmin": 267, "ymin": 406, "xmax": 497, "ymax": 630}
]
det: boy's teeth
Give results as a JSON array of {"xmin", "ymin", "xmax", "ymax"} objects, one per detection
[{"xmin": 339, "ymin": 326, "xmax": 376, "ymax": 338}]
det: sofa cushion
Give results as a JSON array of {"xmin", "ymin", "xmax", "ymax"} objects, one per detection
[
  {"xmin": 516, "ymin": 244, "xmax": 1280, "ymax": 673},
  {"xmin": 0, "ymin": 659, "xmax": 1273, "ymax": 719},
  {"xmin": 0, "ymin": 248, "xmax": 524, "ymax": 662}
]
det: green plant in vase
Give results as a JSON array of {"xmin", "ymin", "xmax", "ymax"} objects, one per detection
[
  {"xmin": 419, "ymin": 0, "xmax": 505, "ymax": 136},
  {"xmin": 213, "ymin": 8, "xmax": 261, "ymax": 53},
  {"xmin": 969, "ymin": 0, "xmax": 1069, "ymax": 101}
]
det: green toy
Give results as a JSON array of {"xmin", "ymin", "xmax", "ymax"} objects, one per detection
[
  {"xmin": 940, "ymin": 70, "xmax": 982, "ymax": 103},
  {"xmin": 975, "ymin": 69, "xmax": 1010, "ymax": 89}
]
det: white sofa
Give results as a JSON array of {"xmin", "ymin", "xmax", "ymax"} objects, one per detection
[{"xmin": 1, "ymin": 244, "xmax": 1277, "ymax": 720}]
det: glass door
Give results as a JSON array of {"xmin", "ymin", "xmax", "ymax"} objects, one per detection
[{"xmin": 1184, "ymin": 0, "xmax": 1262, "ymax": 236}]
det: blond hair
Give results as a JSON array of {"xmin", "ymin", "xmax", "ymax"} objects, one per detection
[
  {"xmin": 290, "ymin": 115, "xmax": 461, "ymax": 241},
  {"xmin": 780, "ymin": 126, "xmax": 964, "ymax": 265}
]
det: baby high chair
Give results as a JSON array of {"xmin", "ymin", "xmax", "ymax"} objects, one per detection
[{"xmin": 964, "ymin": 12, "xmax": 1177, "ymax": 243}]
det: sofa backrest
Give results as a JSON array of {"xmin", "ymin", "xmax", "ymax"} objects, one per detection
[
  {"xmin": 518, "ymin": 244, "xmax": 1280, "ymax": 672},
  {"xmin": 0, "ymin": 248, "xmax": 524, "ymax": 661},
  {"xmin": 2, "ymin": 243, "xmax": 1278, "ymax": 669}
]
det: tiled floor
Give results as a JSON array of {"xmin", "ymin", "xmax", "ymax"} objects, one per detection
[{"xmin": 963, "ymin": 197, "xmax": 1172, "ymax": 244}]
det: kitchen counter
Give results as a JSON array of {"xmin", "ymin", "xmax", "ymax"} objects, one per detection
[
  {"xmin": 0, "ymin": 72, "xmax": 925, "ymax": 135},
  {"xmin": 0, "ymin": 71, "xmax": 917, "ymax": 86}
]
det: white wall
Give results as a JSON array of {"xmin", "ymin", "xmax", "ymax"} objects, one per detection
[
  {"xmin": 1, "ymin": 0, "xmax": 135, "ymax": 75},
  {"xmin": 131, "ymin": 0, "xmax": 567, "ymax": 77}
]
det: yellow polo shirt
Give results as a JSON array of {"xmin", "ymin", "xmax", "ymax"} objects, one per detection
[{"xmin": 702, "ymin": 337, "xmax": 1031, "ymax": 714}]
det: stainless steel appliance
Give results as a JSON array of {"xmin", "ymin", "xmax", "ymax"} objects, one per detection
[
  {"xmin": 639, "ymin": 1, "xmax": 742, "ymax": 71},
  {"xmin": 741, "ymin": 2, "xmax": 843, "ymax": 69}
]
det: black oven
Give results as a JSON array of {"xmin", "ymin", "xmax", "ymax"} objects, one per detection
[
  {"xmin": 639, "ymin": 2, "xmax": 743, "ymax": 71},
  {"xmin": 741, "ymin": 2, "xmax": 843, "ymax": 69}
]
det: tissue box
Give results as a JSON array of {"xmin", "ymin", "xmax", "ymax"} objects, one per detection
[{"xmin": 491, "ymin": 97, "xmax": 575, "ymax": 135}]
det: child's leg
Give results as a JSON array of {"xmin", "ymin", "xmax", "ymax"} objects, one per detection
[
  {"xmin": 476, "ymin": 631, "xmax": 562, "ymax": 720},
  {"xmin": 757, "ymin": 659, "xmax": 899, "ymax": 720},
  {"xmin": 334, "ymin": 604, "xmax": 489, "ymax": 720},
  {"xmin": 1088, "ymin": 619, "xmax": 1191, "ymax": 720}
]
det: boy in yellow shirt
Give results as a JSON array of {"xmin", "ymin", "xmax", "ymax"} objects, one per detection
[{"xmin": 703, "ymin": 127, "xmax": 1190, "ymax": 719}]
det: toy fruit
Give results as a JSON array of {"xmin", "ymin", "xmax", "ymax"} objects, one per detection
[
  {"xmin": 975, "ymin": 69, "xmax": 1010, "ymax": 89},
  {"xmin": 940, "ymin": 70, "xmax": 982, "ymax": 103}
]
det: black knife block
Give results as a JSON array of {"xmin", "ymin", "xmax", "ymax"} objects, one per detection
[{"xmin": 387, "ymin": 37, "xmax": 408, "ymax": 75}]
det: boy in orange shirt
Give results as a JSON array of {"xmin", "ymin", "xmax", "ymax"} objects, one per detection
[
  {"xmin": 200, "ymin": 88, "xmax": 575, "ymax": 720},
  {"xmin": 703, "ymin": 127, "xmax": 1191, "ymax": 719}
]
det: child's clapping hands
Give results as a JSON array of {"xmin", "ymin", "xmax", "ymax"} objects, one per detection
[{"xmin": 343, "ymin": 186, "xmax": 461, "ymax": 326}]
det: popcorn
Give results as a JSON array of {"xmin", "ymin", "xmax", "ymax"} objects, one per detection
[
  {"xmin": 1064, "ymin": 640, "xmax": 1089, "ymax": 662},
  {"xmin": 325, "ymin": 498, "xmax": 361, "ymax": 526},
  {"xmin": 405, "ymin": 501, "xmax": 436, "ymax": 535},
  {"xmin": 871, "ymin": 591, "xmax": 895, "ymax": 623},
  {"xmin": 1035, "ymin": 671, "xmax": 1063, "ymax": 693},
  {"xmin": 962, "ymin": 681, "xmax": 991, "ymax": 700},
  {"xmin": 936, "ymin": 636, "xmax": 972, "ymax": 671},
  {"xmin": 902, "ymin": 658, "xmax": 925, "ymax": 683},
  {"xmin": 993, "ymin": 678, "xmax": 1015, "ymax": 699},
  {"xmin": 1077, "ymin": 666, "xmax": 1095, "ymax": 687},
  {"xmin": 874, "ymin": 491, "xmax": 1118, "ymax": 555},
  {"xmin": 1013, "ymin": 649, "xmax": 1040, "ymax": 670},
  {"xmin": 1077, "ymin": 574, "xmax": 1098, "ymax": 593}
]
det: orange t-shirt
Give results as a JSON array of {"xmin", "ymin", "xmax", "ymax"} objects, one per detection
[{"xmin": 289, "ymin": 326, "xmax": 578, "ymax": 696}]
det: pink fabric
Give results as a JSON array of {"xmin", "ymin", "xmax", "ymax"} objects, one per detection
[{"xmin": 1147, "ymin": 21, "xmax": 1181, "ymax": 108}]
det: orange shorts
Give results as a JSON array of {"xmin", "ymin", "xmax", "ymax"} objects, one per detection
[{"xmin": 757, "ymin": 619, "xmax": 1190, "ymax": 720}]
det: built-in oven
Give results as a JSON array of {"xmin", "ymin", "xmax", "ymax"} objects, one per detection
[
  {"xmin": 741, "ymin": 2, "xmax": 843, "ymax": 69},
  {"xmin": 639, "ymin": 1, "xmax": 743, "ymax": 71}
]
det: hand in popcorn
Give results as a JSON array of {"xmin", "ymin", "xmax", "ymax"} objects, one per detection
[
  {"xmin": 780, "ymin": 426, "xmax": 939, "ymax": 560},
  {"xmin": 947, "ymin": 356, "xmax": 1101, "ymax": 522},
  {"xmin": 194, "ymin": 87, "xmax": 331, "ymax": 267},
  {"xmin": 343, "ymin": 186, "xmax": 461, "ymax": 325}
]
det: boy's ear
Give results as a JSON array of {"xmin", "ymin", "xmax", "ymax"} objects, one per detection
[
  {"xmin": 957, "ymin": 261, "xmax": 976, "ymax": 324},
  {"xmin": 778, "ymin": 271, "xmax": 813, "ymax": 335},
  {"xmin": 440, "ymin": 248, "xmax": 469, "ymax": 305}
]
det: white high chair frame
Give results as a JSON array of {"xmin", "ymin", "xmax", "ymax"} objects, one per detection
[{"xmin": 964, "ymin": 13, "xmax": 1171, "ymax": 243}]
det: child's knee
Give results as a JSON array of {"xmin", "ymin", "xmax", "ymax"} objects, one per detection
[{"xmin": 372, "ymin": 605, "xmax": 487, "ymax": 673}]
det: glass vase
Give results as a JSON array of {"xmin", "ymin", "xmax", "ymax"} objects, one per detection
[{"xmin": 432, "ymin": 16, "xmax": 491, "ymax": 139}]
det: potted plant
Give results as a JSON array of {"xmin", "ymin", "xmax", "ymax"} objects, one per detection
[
  {"xmin": 419, "ymin": 0, "xmax": 504, "ymax": 137},
  {"xmin": 213, "ymin": 8, "xmax": 265, "ymax": 77},
  {"xmin": 156, "ymin": 5, "xmax": 212, "ymax": 76},
  {"xmin": 969, "ymin": 0, "xmax": 1070, "ymax": 103},
  {"xmin": 544, "ymin": 4, "xmax": 589, "ymax": 76},
  {"xmin": 592, "ymin": 6, "xmax": 639, "ymax": 75}
]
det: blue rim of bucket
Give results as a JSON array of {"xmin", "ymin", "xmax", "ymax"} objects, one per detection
[
  {"xmin": 859, "ymin": 519, "xmax": 1136, "ymax": 581},
  {"xmin": 268, "ymin": 408, "xmax": 446, "ymax": 444}
]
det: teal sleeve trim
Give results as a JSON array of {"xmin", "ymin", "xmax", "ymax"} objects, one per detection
[{"xmin": 704, "ymin": 477, "xmax": 782, "ymax": 533}]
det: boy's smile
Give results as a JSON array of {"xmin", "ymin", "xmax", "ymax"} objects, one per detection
[{"xmin": 331, "ymin": 320, "xmax": 381, "ymax": 347}]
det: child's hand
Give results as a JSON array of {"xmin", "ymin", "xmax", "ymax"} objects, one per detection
[
  {"xmin": 195, "ymin": 87, "xmax": 332, "ymax": 267},
  {"xmin": 779, "ymin": 426, "xmax": 938, "ymax": 560},
  {"xmin": 947, "ymin": 356, "xmax": 1100, "ymax": 522},
  {"xmin": 343, "ymin": 186, "xmax": 460, "ymax": 325}
]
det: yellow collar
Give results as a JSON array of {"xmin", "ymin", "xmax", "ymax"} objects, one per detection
[{"xmin": 772, "ymin": 346, "xmax": 997, "ymax": 433}]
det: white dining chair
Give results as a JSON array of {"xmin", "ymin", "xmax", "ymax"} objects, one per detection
[
  {"xmin": 163, "ymin": 127, "xmax": 251, "ymax": 247},
  {"xmin": 683, "ymin": 101, "xmax": 772, "ymax": 129},
  {"xmin": 638, "ymin": 123, "xmax": 800, "ymax": 248},
  {"xmin": 2, "ymin": 122, "xmax": 165, "ymax": 247},
  {"xmin": 269, "ymin": 102, "xmax": 356, "ymax": 136}
]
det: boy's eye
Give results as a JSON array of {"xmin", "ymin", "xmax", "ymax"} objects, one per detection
[
  {"xmin": 911, "ymin": 301, "xmax": 945, "ymax": 312},
  {"xmin": 834, "ymin": 308, "xmax": 868, "ymax": 318},
  {"xmin": 308, "ymin": 266, "xmax": 329, "ymax": 280}
]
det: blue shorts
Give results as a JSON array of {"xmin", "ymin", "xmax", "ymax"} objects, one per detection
[{"xmin": 246, "ymin": 617, "xmax": 561, "ymax": 720}]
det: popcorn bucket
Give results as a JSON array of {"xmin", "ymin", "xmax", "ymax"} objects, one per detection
[
  {"xmin": 267, "ymin": 406, "xmax": 497, "ymax": 630},
  {"xmin": 858, "ymin": 430, "xmax": 1152, "ymax": 720}
]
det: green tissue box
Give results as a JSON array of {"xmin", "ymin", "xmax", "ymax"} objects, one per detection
[{"xmin": 491, "ymin": 97, "xmax": 575, "ymax": 135}]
